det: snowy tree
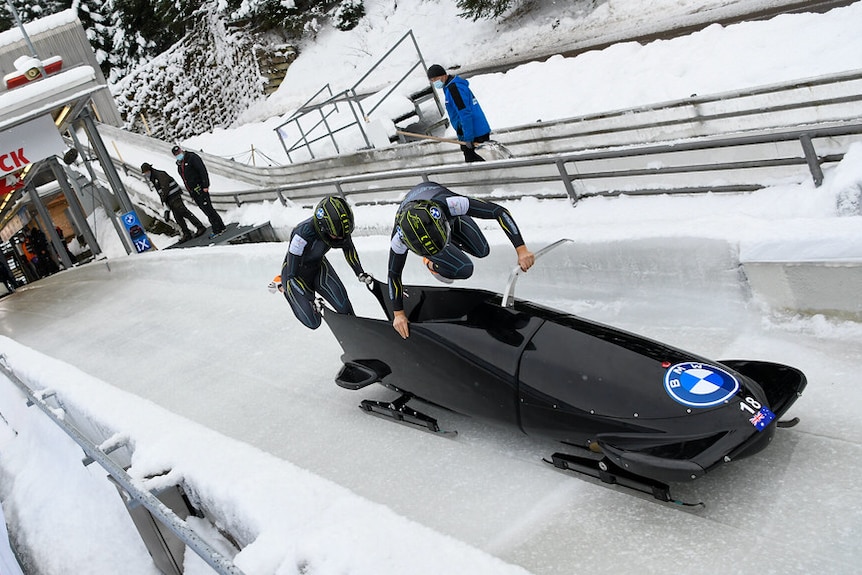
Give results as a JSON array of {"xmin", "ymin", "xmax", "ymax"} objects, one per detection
[
  {"xmin": 456, "ymin": 0, "xmax": 513, "ymax": 21},
  {"xmin": 72, "ymin": 0, "xmax": 114, "ymax": 74},
  {"xmin": 113, "ymin": 6, "xmax": 266, "ymax": 140},
  {"xmin": 333, "ymin": 0, "xmax": 364, "ymax": 31},
  {"xmin": 0, "ymin": 0, "xmax": 70, "ymax": 33}
]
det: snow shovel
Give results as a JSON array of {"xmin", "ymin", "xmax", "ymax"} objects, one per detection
[{"xmin": 395, "ymin": 130, "xmax": 514, "ymax": 159}]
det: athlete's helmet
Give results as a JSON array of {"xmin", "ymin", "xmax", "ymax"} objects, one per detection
[
  {"xmin": 395, "ymin": 200, "xmax": 450, "ymax": 256},
  {"xmin": 313, "ymin": 195, "xmax": 354, "ymax": 247}
]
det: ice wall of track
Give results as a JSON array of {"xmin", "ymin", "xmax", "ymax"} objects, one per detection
[{"xmin": 64, "ymin": 234, "xmax": 860, "ymax": 326}]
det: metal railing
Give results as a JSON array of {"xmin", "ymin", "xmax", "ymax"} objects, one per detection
[
  {"xmin": 273, "ymin": 30, "xmax": 442, "ymax": 163},
  {"xmin": 96, "ymin": 69, "xmax": 862, "ymax": 192},
  {"xmin": 211, "ymin": 121, "xmax": 862, "ymax": 210}
]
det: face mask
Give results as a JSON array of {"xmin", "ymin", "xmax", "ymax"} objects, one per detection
[
  {"xmin": 175, "ymin": 153, "xmax": 184, "ymax": 161},
  {"xmin": 432, "ymin": 80, "xmax": 444, "ymax": 89}
]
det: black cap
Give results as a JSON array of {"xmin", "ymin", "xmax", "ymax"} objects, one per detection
[
  {"xmin": 427, "ymin": 64, "xmax": 446, "ymax": 79},
  {"xmin": 171, "ymin": 145, "xmax": 182, "ymax": 155},
  {"xmin": 140, "ymin": 162, "xmax": 152, "ymax": 172}
]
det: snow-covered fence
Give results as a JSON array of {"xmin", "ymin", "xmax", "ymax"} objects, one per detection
[
  {"xmin": 0, "ymin": 358, "xmax": 247, "ymax": 575},
  {"xmin": 95, "ymin": 70, "xmax": 862, "ymax": 201},
  {"xmin": 493, "ymin": 68, "xmax": 862, "ymax": 158}
]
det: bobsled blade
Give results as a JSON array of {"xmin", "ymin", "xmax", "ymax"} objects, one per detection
[
  {"xmin": 359, "ymin": 396, "xmax": 458, "ymax": 437},
  {"xmin": 544, "ymin": 452, "xmax": 704, "ymax": 508}
]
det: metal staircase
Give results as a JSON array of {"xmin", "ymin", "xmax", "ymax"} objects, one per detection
[{"xmin": 273, "ymin": 30, "xmax": 444, "ymax": 163}]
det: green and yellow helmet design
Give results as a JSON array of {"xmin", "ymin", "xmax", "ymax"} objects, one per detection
[
  {"xmin": 313, "ymin": 195, "xmax": 354, "ymax": 247},
  {"xmin": 396, "ymin": 200, "xmax": 451, "ymax": 256}
]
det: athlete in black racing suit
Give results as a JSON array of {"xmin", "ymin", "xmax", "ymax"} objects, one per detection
[
  {"xmin": 279, "ymin": 196, "xmax": 369, "ymax": 329},
  {"xmin": 387, "ymin": 181, "xmax": 534, "ymax": 338}
]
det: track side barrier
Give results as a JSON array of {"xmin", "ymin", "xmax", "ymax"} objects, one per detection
[{"xmin": 0, "ymin": 357, "xmax": 247, "ymax": 575}]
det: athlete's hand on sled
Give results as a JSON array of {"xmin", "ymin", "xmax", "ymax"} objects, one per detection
[
  {"xmin": 393, "ymin": 310, "xmax": 410, "ymax": 339},
  {"xmin": 517, "ymin": 245, "xmax": 535, "ymax": 272},
  {"xmin": 163, "ymin": 209, "xmax": 171, "ymax": 222},
  {"xmin": 357, "ymin": 273, "xmax": 373, "ymax": 286}
]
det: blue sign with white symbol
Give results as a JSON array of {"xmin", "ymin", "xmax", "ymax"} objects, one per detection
[
  {"xmin": 121, "ymin": 211, "xmax": 152, "ymax": 253},
  {"xmin": 664, "ymin": 362, "xmax": 740, "ymax": 408},
  {"xmin": 429, "ymin": 206, "xmax": 442, "ymax": 219}
]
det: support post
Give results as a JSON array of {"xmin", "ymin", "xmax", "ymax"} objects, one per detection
[
  {"xmin": 799, "ymin": 133, "xmax": 824, "ymax": 187},
  {"xmin": 67, "ymin": 126, "xmax": 127, "ymax": 254},
  {"xmin": 556, "ymin": 159, "xmax": 579, "ymax": 206},
  {"xmin": 48, "ymin": 157, "xmax": 100, "ymax": 263},
  {"xmin": 77, "ymin": 109, "xmax": 137, "ymax": 253},
  {"xmin": 58, "ymin": 163, "xmax": 102, "ymax": 258},
  {"xmin": 26, "ymin": 182, "xmax": 65, "ymax": 270}
]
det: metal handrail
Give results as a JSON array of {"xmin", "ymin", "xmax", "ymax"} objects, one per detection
[
  {"xmin": 95, "ymin": 69, "xmax": 862, "ymax": 189},
  {"xmin": 214, "ymin": 121, "xmax": 862, "ymax": 209},
  {"xmin": 0, "ymin": 357, "xmax": 247, "ymax": 575},
  {"xmin": 273, "ymin": 30, "xmax": 441, "ymax": 163}
]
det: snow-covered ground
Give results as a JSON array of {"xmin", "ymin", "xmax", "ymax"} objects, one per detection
[{"xmin": 1, "ymin": 1, "xmax": 862, "ymax": 574}]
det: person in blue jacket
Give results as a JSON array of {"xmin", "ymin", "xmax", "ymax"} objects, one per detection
[
  {"xmin": 427, "ymin": 64, "xmax": 491, "ymax": 163},
  {"xmin": 275, "ymin": 195, "xmax": 371, "ymax": 329},
  {"xmin": 387, "ymin": 181, "xmax": 535, "ymax": 338}
]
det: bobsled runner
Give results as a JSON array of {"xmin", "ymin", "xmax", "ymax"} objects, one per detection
[{"xmin": 322, "ymin": 240, "xmax": 806, "ymax": 505}]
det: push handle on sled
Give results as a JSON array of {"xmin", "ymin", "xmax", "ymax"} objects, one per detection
[{"xmin": 502, "ymin": 239, "xmax": 574, "ymax": 308}]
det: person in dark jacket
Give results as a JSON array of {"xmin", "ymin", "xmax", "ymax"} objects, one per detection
[
  {"xmin": 387, "ymin": 181, "xmax": 535, "ymax": 338},
  {"xmin": 0, "ymin": 255, "xmax": 16, "ymax": 294},
  {"xmin": 275, "ymin": 195, "xmax": 371, "ymax": 330},
  {"xmin": 142, "ymin": 162, "xmax": 206, "ymax": 242},
  {"xmin": 27, "ymin": 226, "xmax": 59, "ymax": 276},
  {"xmin": 172, "ymin": 145, "xmax": 226, "ymax": 237},
  {"xmin": 427, "ymin": 64, "xmax": 491, "ymax": 163}
]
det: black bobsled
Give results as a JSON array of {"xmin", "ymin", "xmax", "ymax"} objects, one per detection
[{"xmin": 322, "ymin": 241, "xmax": 806, "ymax": 504}]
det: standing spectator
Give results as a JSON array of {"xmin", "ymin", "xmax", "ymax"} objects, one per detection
[
  {"xmin": 18, "ymin": 231, "xmax": 39, "ymax": 281},
  {"xmin": 0, "ymin": 254, "xmax": 16, "ymax": 293},
  {"xmin": 274, "ymin": 195, "xmax": 371, "ymax": 330},
  {"xmin": 55, "ymin": 226, "xmax": 76, "ymax": 266},
  {"xmin": 172, "ymin": 145, "xmax": 226, "ymax": 237},
  {"xmin": 141, "ymin": 162, "xmax": 206, "ymax": 242},
  {"xmin": 387, "ymin": 181, "xmax": 535, "ymax": 339},
  {"xmin": 427, "ymin": 64, "xmax": 491, "ymax": 163},
  {"xmin": 28, "ymin": 227, "xmax": 59, "ymax": 276}
]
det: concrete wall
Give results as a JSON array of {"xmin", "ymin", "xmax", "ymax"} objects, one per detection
[{"xmin": 742, "ymin": 261, "xmax": 862, "ymax": 320}]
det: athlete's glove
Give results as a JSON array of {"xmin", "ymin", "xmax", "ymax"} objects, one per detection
[
  {"xmin": 464, "ymin": 141, "xmax": 474, "ymax": 149},
  {"xmin": 357, "ymin": 273, "xmax": 373, "ymax": 286},
  {"xmin": 267, "ymin": 275, "xmax": 282, "ymax": 294},
  {"xmin": 163, "ymin": 209, "xmax": 171, "ymax": 222}
]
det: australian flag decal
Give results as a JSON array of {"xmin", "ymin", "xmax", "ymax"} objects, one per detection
[{"xmin": 749, "ymin": 406, "xmax": 776, "ymax": 431}]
